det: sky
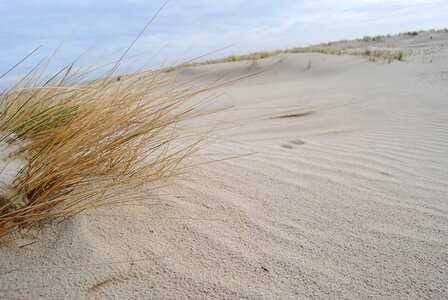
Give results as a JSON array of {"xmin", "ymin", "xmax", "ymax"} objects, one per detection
[{"xmin": 1, "ymin": 0, "xmax": 448, "ymax": 78}]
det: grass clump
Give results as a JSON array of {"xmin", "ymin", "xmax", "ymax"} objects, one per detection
[
  {"xmin": 258, "ymin": 51, "xmax": 270, "ymax": 59},
  {"xmin": 0, "ymin": 52, "xmax": 213, "ymax": 238},
  {"xmin": 357, "ymin": 48, "xmax": 404, "ymax": 63}
]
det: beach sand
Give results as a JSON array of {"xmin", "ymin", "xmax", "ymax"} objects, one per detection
[{"xmin": 1, "ymin": 31, "xmax": 448, "ymax": 299}]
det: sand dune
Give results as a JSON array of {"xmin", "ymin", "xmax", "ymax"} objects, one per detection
[{"xmin": 1, "ymin": 31, "xmax": 448, "ymax": 299}]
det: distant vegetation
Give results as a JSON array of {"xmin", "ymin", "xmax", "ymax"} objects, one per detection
[
  {"xmin": 163, "ymin": 47, "xmax": 343, "ymax": 72},
  {"xmin": 164, "ymin": 29, "xmax": 448, "ymax": 72},
  {"xmin": 360, "ymin": 49, "xmax": 404, "ymax": 63},
  {"xmin": 163, "ymin": 46, "xmax": 402, "ymax": 72}
]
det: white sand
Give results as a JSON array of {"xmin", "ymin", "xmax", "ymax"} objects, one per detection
[
  {"xmin": 1, "ymin": 31, "xmax": 448, "ymax": 299},
  {"xmin": 0, "ymin": 134, "xmax": 27, "ymax": 211}
]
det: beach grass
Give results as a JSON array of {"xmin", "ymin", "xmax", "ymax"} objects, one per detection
[
  {"xmin": 0, "ymin": 54, "xmax": 213, "ymax": 238},
  {"xmin": 360, "ymin": 48, "xmax": 405, "ymax": 62}
]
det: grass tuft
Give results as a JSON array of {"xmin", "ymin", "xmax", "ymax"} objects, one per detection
[
  {"xmin": 357, "ymin": 48, "xmax": 404, "ymax": 63},
  {"xmin": 0, "ymin": 54, "xmax": 214, "ymax": 238}
]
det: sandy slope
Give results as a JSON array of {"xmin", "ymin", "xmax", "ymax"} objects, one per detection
[{"xmin": 1, "ymin": 31, "xmax": 448, "ymax": 299}]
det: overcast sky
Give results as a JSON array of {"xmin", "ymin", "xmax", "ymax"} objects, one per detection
[{"xmin": 1, "ymin": 0, "xmax": 448, "ymax": 76}]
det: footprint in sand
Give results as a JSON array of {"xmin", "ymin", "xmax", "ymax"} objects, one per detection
[
  {"xmin": 281, "ymin": 144, "xmax": 294, "ymax": 149},
  {"xmin": 291, "ymin": 139, "xmax": 306, "ymax": 145},
  {"xmin": 281, "ymin": 139, "xmax": 306, "ymax": 149}
]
